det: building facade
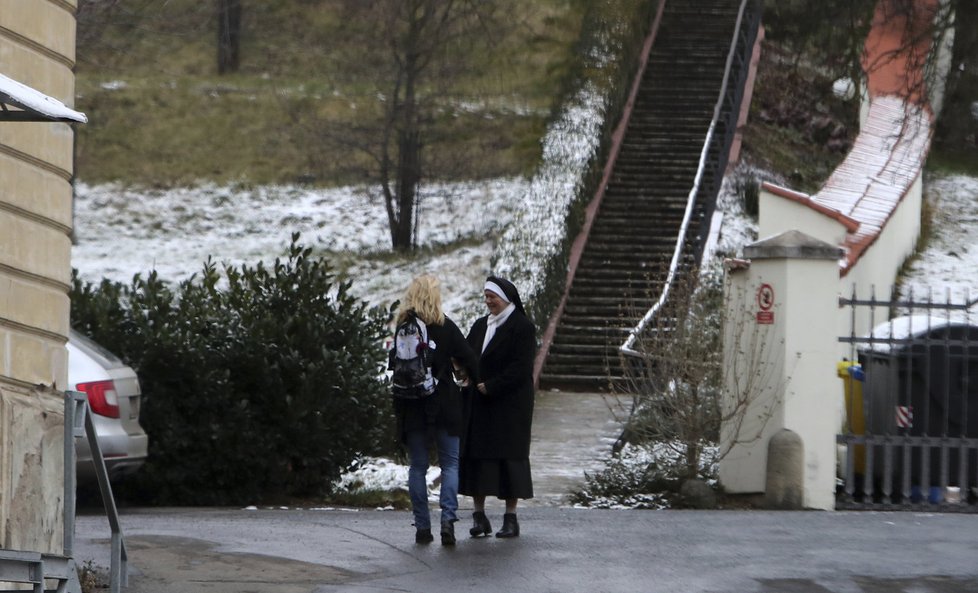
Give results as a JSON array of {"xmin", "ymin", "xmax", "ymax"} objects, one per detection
[{"xmin": 1, "ymin": 0, "xmax": 81, "ymax": 553}]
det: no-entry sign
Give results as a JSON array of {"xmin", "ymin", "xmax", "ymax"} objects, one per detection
[{"xmin": 756, "ymin": 283, "xmax": 774, "ymax": 324}]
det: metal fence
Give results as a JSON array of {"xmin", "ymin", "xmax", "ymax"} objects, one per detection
[{"xmin": 836, "ymin": 288, "xmax": 978, "ymax": 511}]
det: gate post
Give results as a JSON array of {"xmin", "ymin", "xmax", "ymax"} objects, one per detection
[{"xmin": 719, "ymin": 230, "xmax": 843, "ymax": 510}]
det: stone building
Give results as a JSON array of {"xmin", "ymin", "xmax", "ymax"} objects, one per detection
[{"xmin": 1, "ymin": 0, "xmax": 85, "ymax": 555}]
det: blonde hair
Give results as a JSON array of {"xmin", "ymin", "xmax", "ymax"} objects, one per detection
[{"xmin": 396, "ymin": 274, "xmax": 445, "ymax": 326}]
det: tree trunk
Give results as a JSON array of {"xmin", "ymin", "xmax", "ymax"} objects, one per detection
[
  {"xmin": 390, "ymin": 23, "xmax": 422, "ymax": 252},
  {"xmin": 217, "ymin": 0, "xmax": 242, "ymax": 75},
  {"xmin": 935, "ymin": 0, "xmax": 978, "ymax": 151},
  {"xmin": 393, "ymin": 128, "xmax": 421, "ymax": 250}
]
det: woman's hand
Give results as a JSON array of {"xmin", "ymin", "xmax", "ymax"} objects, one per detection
[
  {"xmin": 477, "ymin": 382, "xmax": 488, "ymax": 395},
  {"xmin": 452, "ymin": 363, "xmax": 469, "ymax": 387}
]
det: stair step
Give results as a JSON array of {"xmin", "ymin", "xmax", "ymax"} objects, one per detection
[
  {"xmin": 552, "ymin": 329, "xmax": 635, "ymax": 343},
  {"xmin": 599, "ymin": 201, "xmax": 687, "ymax": 212},
  {"xmin": 578, "ymin": 255, "xmax": 675, "ymax": 269},
  {"xmin": 549, "ymin": 335, "xmax": 623, "ymax": 349},
  {"xmin": 568, "ymin": 281, "xmax": 665, "ymax": 295},
  {"xmin": 597, "ymin": 204, "xmax": 688, "ymax": 217},
  {"xmin": 538, "ymin": 373, "xmax": 621, "ymax": 392},
  {"xmin": 552, "ymin": 314, "xmax": 641, "ymax": 328},
  {"xmin": 580, "ymin": 238, "xmax": 676, "ymax": 250},
  {"xmin": 566, "ymin": 292, "xmax": 661, "ymax": 307},
  {"xmin": 590, "ymin": 212, "xmax": 686, "ymax": 223}
]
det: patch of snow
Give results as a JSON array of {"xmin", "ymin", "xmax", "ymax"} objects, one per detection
[
  {"xmin": 0, "ymin": 72, "xmax": 87, "ymax": 122},
  {"xmin": 99, "ymin": 80, "xmax": 128, "ymax": 91},
  {"xmin": 336, "ymin": 456, "xmax": 441, "ymax": 503},
  {"xmin": 899, "ymin": 173, "xmax": 978, "ymax": 304},
  {"xmin": 861, "ymin": 312, "xmax": 978, "ymax": 354}
]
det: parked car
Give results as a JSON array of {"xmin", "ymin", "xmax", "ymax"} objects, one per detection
[{"xmin": 67, "ymin": 329, "xmax": 149, "ymax": 483}]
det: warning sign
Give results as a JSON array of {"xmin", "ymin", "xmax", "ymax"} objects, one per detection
[{"xmin": 756, "ymin": 283, "xmax": 774, "ymax": 324}]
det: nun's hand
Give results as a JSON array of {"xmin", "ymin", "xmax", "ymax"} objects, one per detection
[{"xmin": 477, "ymin": 382, "xmax": 488, "ymax": 395}]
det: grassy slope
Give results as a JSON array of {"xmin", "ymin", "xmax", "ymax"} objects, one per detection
[
  {"xmin": 74, "ymin": 0, "xmax": 585, "ymax": 187},
  {"xmin": 75, "ymin": 3, "xmax": 973, "ymax": 192}
]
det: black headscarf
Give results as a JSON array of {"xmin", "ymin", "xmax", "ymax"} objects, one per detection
[{"xmin": 485, "ymin": 275, "xmax": 525, "ymax": 316}]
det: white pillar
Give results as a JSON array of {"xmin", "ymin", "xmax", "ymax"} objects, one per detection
[{"xmin": 720, "ymin": 230, "xmax": 842, "ymax": 510}]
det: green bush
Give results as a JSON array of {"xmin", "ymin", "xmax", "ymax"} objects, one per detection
[{"xmin": 70, "ymin": 234, "xmax": 396, "ymax": 505}]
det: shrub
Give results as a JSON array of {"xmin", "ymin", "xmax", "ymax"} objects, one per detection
[
  {"xmin": 738, "ymin": 173, "xmax": 760, "ymax": 219},
  {"xmin": 569, "ymin": 442, "xmax": 718, "ymax": 509},
  {"xmin": 70, "ymin": 234, "xmax": 396, "ymax": 505}
]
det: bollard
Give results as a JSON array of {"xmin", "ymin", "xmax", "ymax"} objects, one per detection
[{"xmin": 765, "ymin": 429, "xmax": 804, "ymax": 509}]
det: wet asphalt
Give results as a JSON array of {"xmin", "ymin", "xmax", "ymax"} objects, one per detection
[{"xmin": 72, "ymin": 391, "xmax": 978, "ymax": 593}]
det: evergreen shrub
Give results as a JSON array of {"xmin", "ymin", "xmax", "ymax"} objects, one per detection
[{"xmin": 70, "ymin": 234, "xmax": 396, "ymax": 505}]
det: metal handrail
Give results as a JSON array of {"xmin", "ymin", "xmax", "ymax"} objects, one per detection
[
  {"xmin": 65, "ymin": 390, "xmax": 129, "ymax": 593},
  {"xmin": 620, "ymin": 0, "xmax": 761, "ymax": 357}
]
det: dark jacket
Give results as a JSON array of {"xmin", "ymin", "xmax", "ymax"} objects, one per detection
[
  {"xmin": 394, "ymin": 315, "xmax": 478, "ymax": 439},
  {"xmin": 463, "ymin": 310, "xmax": 536, "ymax": 459}
]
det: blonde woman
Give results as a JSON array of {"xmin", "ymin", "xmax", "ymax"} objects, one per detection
[{"xmin": 393, "ymin": 274, "xmax": 478, "ymax": 545}]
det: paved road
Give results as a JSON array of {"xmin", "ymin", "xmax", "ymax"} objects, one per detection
[
  {"xmin": 72, "ymin": 391, "xmax": 978, "ymax": 592},
  {"xmin": 75, "ymin": 507, "xmax": 978, "ymax": 593}
]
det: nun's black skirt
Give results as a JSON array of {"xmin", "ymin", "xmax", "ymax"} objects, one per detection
[{"xmin": 459, "ymin": 458, "xmax": 533, "ymax": 500}]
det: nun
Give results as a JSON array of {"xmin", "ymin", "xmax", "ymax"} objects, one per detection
[{"xmin": 460, "ymin": 276, "xmax": 536, "ymax": 538}]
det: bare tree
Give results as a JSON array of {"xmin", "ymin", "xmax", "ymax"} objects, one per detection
[
  {"xmin": 934, "ymin": 0, "xmax": 978, "ymax": 155},
  {"xmin": 766, "ymin": 0, "xmax": 974, "ymax": 116},
  {"xmin": 217, "ymin": 0, "xmax": 243, "ymax": 75},
  {"xmin": 325, "ymin": 0, "xmax": 511, "ymax": 251},
  {"xmin": 609, "ymin": 268, "xmax": 784, "ymax": 482}
]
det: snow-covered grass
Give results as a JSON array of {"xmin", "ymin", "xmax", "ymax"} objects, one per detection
[
  {"xmin": 899, "ymin": 173, "xmax": 978, "ymax": 303},
  {"xmin": 74, "ymin": 177, "xmax": 528, "ymax": 329}
]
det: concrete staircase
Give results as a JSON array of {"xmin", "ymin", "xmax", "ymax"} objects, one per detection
[{"xmin": 539, "ymin": 0, "xmax": 749, "ymax": 391}]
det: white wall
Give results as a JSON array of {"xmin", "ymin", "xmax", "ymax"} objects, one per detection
[
  {"xmin": 720, "ymin": 232, "xmax": 842, "ymax": 509},
  {"xmin": 841, "ymin": 173, "xmax": 923, "ymax": 342},
  {"xmin": 758, "ymin": 187, "xmax": 851, "ymax": 247}
]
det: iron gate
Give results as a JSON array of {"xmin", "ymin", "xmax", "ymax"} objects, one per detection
[{"xmin": 836, "ymin": 288, "xmax": 978, "ymax": 511}]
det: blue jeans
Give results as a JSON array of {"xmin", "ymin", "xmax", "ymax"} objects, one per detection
[{"xmin": 405, "ymin": 429, "xmax": 459, "ymax": 530}]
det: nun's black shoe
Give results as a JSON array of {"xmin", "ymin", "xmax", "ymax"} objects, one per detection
[
  {"xmin": 415, "ymin": 528, "xmax": 434, "ymax": 544},
  {"xmin": 495, "ymin": 513, "xmax": 520, "ymax": 538},
  {"xmin": 469, "ymin": 511, "xmax": 492, "ymax": 537}
]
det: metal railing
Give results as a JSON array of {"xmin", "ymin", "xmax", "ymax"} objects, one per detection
[
  {"xmin": 65, "ymin": 391, "xmax": 129, "ymax": 592},
  {"xmin": 0, "ymin": 391, "xmax": 127, "ymax": 593},
  {"xmin": 837, "ymin": 289, "xmax": 978, "ymax": 511},
  {"xmin": 620, "ymin": 0, "xmax": 762, "ymax": 358}
]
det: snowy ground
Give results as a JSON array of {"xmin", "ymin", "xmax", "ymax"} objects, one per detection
[
  {"xmin": 71, "ymin": 170, "xmax": 977, "ymax": 500},
  {"xmin": 899, "ymin": 173, "xmax": 978, "ymax": 303},
  {"xmin": 73, "ymin": 178, "xmax": 528, "ymax": 327}
]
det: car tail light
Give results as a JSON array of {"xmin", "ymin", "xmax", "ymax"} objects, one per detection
[{"xmin": 77, "ymin": 380, "xmax": 120, "ymax": 418}]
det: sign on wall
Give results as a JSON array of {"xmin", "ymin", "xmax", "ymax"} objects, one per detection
[{"xmin": 756, "ymin": 283, "xmax": 774, "ymax": 324}]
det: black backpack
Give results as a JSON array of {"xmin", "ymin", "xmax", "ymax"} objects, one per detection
[{"xmin": 388, "ymin": 314, "xmax": 437, "ymax": 399}]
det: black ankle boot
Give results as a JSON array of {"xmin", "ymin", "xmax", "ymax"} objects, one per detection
[
  {"xmin": 415, "ymin": 528, "xmax": 433, "ymax": 544},
  {"xmin": 469, "ymin": 511, "xmax": 492, "ymax": 537},
  {"xmin": 495, "ymin": 513, "xmax": 519, "ymax": 538},
  {"xmin": 440, "ymin": 521, "xmax": 456, "ymax": 546}
]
